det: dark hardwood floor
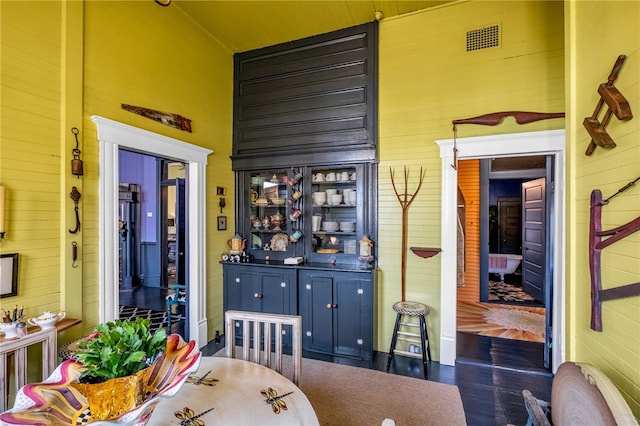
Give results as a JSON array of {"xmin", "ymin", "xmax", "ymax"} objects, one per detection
[
  {"xmin": 121, "ymin": 285, "xmax": 553, "ymax": 425},
  {"xmin": 118, "ymin": 285, "xmax": 185, "ymax": 335}
]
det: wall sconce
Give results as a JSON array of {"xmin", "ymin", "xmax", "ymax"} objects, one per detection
[{"xmin": 0, "ymin": 185, "xmax": 6, "ymax": 239}]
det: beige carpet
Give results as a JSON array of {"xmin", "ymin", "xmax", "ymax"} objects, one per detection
[
  {"xmin": 214, "ymin": 349, "xmax": 467, "ymax": 425},
  {"xmin": 299, "ymin": 357, "xmax": 466, "ymax": 426}
]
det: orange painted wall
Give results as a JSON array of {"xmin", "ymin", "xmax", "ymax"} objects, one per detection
[{"xmin": 457, "ymin": 159, "xmax": 480, "ymax": 304}]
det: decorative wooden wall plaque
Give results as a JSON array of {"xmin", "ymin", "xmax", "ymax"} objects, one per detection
[
  {"xmin": 584, "ymin": 55, "xmax": 633, "ymax": 155},
  {"xmin": 122, "ymin": 104, "xmax": 192, "ymax": 132},
  {"xmin": 589, "ymin": 186, "xmax": 640, "ymax": 331}
]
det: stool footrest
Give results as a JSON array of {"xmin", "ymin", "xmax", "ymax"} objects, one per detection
[
  {"xmin": 397, "ymin": 336, "xmax": 422, "ymax": 345},
  {"xmin": 399, "ymin": 322, "xmax": 420, "ymax": 328},
  {"xmin": 392, "ymin": 349, "xmax": 424, "ymax": 359},
  {"xmin": 398, "ymin": 330, "xmax": 421, "ymax": 338}
]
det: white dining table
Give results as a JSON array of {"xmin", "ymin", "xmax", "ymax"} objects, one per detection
[{"xmin": 149, "ymin": 356, "xmax": 320, "ymax": 425}]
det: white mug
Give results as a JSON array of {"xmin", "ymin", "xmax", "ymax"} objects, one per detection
[
  {"xmin": 312, "ymin": 215, "xmax": 322, "ymax": 232},
  {"xmin": 340, "ymin": 171, "xmax": 349, "ymax": 181},
  {"xmin": 313, "ymin": 173, "xmax": 324, "ymax": 182},
  {"xmin": 325, "ymin": 172, "xmax": 336, "ymax": 181},
  {"xmin": 350, "ymin": 172, "xmax": 356, "ymax": 181},
  {"xmin": 348, "ymin": 190, "xmax": 356, "ymax": 205}
]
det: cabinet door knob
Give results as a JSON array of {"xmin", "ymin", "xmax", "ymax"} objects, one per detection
[
  {"xmin": 254, "ymin": 293, "xmax": 263, "ymax": 298},
  {"xmin": 326, "ymin": 303, "xmax": 338, "ymax": 309}
]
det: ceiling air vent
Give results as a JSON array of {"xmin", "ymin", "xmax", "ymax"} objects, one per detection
[{"xmin": 466, "ymin": 24, "xmax": 500, "ymax": 52}]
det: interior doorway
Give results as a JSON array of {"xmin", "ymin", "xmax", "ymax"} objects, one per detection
[
  {"xmin": 479, "ymin": 156, "xmax": 549, "ymax": 306},
  {"xmin": 117, "ymin": 153, "xmax": 188, "ymax": 334},
  {"xmin": 93, "ymin": 116, "xmax": 212, "ymax": 346},
  {"xmin": 455, "ymin": 155, "xmax": 550, "ymax": 371},
  {"xmin": 437, "ymin": 130, "xmax": 566, "ymax": 372}
]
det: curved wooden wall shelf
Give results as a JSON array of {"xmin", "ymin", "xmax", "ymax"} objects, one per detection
[{"xmin": 410, "ymin": 247, "xmax": 441, "ymax": 259}]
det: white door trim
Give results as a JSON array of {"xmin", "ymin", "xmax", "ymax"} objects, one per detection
[
  {"xmin": 436, "ymin": 129, "xmax": 566, "ymax": 371},
  {"xmin": 92, "ymin": 116, "xmax": 212, "ymax": 347}
]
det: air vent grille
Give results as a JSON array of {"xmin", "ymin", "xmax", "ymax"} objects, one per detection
[{"xmin": 466, "ymin": 24, "xmax": 500, "ymax": 52}]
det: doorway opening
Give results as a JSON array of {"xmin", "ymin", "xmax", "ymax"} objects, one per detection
[
  {"xmin": 93, "ymin": 116, "xmax": 212, "ymax": 346},
  {"xmin": 481, "ymin": 156, "xmax": 548, "ymax": 307},
  {"xmin": 117, "ymin": 151, "xmax": 188, "ymax": 335},
  {"xmin": 437, "ymin": 130, "xmax": 566, "ymax": 372},
  {"xmin": 454, "ymin": 155, "xmax": 550, "ymax": 371}
]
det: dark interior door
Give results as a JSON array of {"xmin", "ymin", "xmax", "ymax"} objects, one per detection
[
  {"xmin": 497, "ymin": 196, "xmax": 522, "ymax": 254},
  {"xmin": 522, "ymin": 178, "xmax": 546, "ymax": 302},
  {"xmin": 174, "ymin": 178, "xmax": 186, "ymax": 286}
]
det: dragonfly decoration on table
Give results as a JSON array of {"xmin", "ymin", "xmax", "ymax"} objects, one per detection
[
  {"xmin": 186, "ymin": 370, "xmax": 219, "ymax": 386},
  {"xmin": 261, "ymin": 387, "xmax": 294, "ymax": 414},
  {"xmin": 174, "ymin": 406, "xmax": 215, "ymax": 426}
]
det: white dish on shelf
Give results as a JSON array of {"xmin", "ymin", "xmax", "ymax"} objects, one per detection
[
  {"xmin": 317, "ymin": 248, "xmax": 339, "ymax": 254},
  {"xmin": 339, "ymin": 221, "xmax": 355, "ymax": 232},
  {"xmin": 322, "ymin": 221, "xmax": 339, "ymax": 232}
]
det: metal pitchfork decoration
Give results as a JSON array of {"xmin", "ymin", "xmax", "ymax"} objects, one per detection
[{"xmin": 390, "ymin": 166, "xmax": 426, "ymax": 301}]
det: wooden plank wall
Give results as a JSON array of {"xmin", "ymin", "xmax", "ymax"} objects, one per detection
[{"xmin": 457, "ymin": 159, "xmax": 480, "ymax": 304}]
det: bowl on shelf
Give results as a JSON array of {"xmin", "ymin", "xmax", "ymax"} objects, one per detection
[
  {"xmin": 339, "ymin": 221, "xmax": 355, "ymax": 232},
  {"xmin": 255, "ymin": 197, "xmax": 268, "ymax": 205},
  {"xmin": 329, "ymin": 194, "xmax": 343, "ymax": 205},
  {"xmin": 312, "ymin": 191, "xmax": 327, "ymax": 205},
  {"xmin": 322, "ymin": 221, "xmax": 339, "ymax": 232},
  {"xmin": 271, "ymin": 198, "xmax": 286, "ymax": 205}
]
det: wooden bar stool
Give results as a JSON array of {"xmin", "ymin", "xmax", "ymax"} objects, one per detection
[{"xmin": 386, "ymin": 301, "xmax": 431, "ymax": 379}]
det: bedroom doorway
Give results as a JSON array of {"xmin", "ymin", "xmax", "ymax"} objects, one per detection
[{"xmin": 437, "ymin": 130, "xmax": 566, "ymax": 371}]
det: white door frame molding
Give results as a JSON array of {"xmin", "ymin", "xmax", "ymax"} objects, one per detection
[
  {"xmin": 92, "ymin": 116, "xmax": 212, "ymax": 347},
  {"xmin": 436, "ymin": 129, "xmax": 566, "ymax": 371}
]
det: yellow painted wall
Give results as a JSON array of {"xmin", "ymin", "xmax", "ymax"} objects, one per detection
[
  {"xmin": 0, "ymin": 1, "xmax": 234, "ymax": 343},
  {"xmin": 566, "ymin": 1, "xmax": 640, "ymax": 416},
  {"xmin": 377, "ymin": 0, "xmax": 565, "ymax": 359},
  {"xmin": 80, "ymin": 1, "xmax": 234, "ymax": 338},
  {"xmin": 1, "ymin": 2, "xmax": 64, "ymax": 319}
]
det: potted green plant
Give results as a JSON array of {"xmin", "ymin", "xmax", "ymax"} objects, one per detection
[{"xmin": 70, "ymin": 318, "xmax": 167, "ymax": 419}]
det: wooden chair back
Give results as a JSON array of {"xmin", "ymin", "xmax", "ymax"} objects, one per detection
[{"xmin": 224, "ymin": 310, "xmax": 301, "ymax": 385}]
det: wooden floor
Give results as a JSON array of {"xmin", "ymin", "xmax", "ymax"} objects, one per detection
[{"xmin": 122, "ymin": 285, "xmax": 552, "ymax": 425}]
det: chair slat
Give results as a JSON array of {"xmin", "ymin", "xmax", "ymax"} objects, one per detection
[{"xmin": 224, "ymin": 310, "xmax": 302, "ymax": 386}]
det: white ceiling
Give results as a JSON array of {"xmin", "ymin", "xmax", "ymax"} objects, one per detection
[{"xmin": 173, "ymin": 1, "xmax": 453, "ymax": 53}]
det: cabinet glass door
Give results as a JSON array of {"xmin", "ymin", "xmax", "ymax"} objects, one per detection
[
  {"xmin": 248, "ymin": 170, "xmax": 295, "ymax": 256},
  {"xmin": 309, "ymin": 166, "xmax": 358, "ymax": 259}
]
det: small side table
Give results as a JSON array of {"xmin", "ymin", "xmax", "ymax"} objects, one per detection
[{"xmin": 0, "ymin": 318, "xmax": 81, "ymax": 411}]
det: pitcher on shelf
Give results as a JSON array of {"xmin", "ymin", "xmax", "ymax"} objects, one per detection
[{"xmin": 228, "ymin": 233, "xmax": 246, "ymax": 255}]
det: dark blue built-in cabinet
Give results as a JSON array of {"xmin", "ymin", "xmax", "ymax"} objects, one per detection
[
  {"xmin": 223, "ymin": 263, "xmax": 374, "ymax": 360},
  {"xmin": 225, "ymin": 22, "xmax": 378, "ymax": 361}
]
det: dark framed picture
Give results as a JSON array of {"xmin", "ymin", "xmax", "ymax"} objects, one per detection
[
  {"xmin": 0, "ymin": 253, "xmax": 19, "ymax": 298},
  {"xmin": 217, "ymin": 216, "xmax": 227, "ymax": 231}
]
